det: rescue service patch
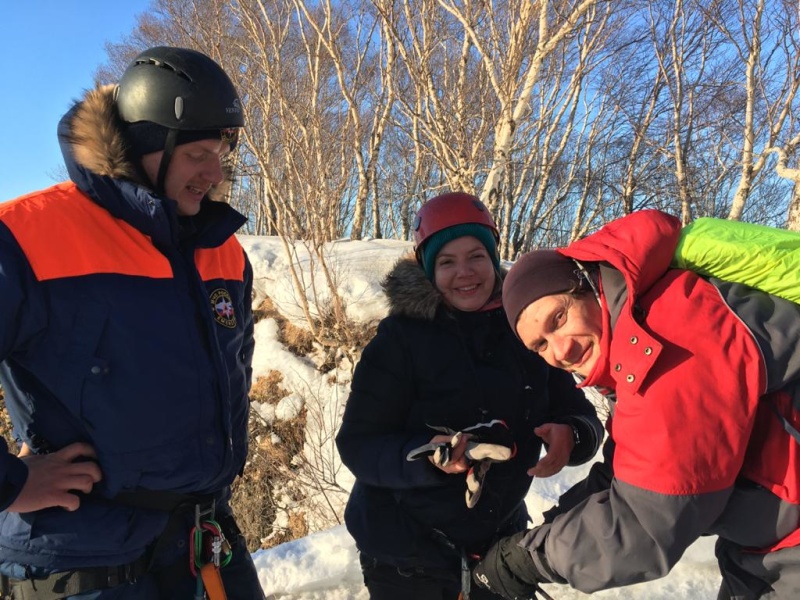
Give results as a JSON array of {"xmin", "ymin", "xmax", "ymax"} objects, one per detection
[{"xmin": 210, "ymin": 288, "xmax": 236, "ymax": 328}]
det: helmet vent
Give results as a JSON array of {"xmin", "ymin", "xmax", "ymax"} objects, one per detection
[
  {"xmin": 135, "ymin": 57, "xmax": 193, "ymax": 84},
  {"xmin": 174, "ymin": 97, "xmax": 184, "ymax": 120}
]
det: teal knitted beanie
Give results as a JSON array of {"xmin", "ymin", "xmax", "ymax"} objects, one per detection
[{"xmin": 420, "ymin": 223, "xmax": 500, "ymax": 280}]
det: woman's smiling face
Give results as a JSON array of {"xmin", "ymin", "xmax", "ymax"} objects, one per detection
[{"xmin": 433, "ymin": 236, "xmax": 496, "ymax": 312}]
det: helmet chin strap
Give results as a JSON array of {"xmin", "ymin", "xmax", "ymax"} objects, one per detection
[
  {"xmin": 155, "ymin": 128, "xmax": 180, "ymax": 196},
  {"xmin": 573, "ymin": 259, "xmax": 601, "ymax": 303}
]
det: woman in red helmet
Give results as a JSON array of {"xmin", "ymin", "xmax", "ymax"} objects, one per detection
[{"xmin": 336, "ymin": 192, "xmax": 603, "ymax": 600}]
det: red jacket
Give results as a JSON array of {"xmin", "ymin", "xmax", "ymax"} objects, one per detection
[{"xmin": 522, "ymin": 210, "xmax": 800, "ymax": 594}]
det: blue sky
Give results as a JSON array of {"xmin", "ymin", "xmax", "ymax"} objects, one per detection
[{"xmin": 0, "ymin": 1, "xmax": 152, "ymax": 201}]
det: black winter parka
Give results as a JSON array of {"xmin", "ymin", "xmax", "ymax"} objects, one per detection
[{"xmin": 336, "ymin": 257, "xmax": 602, "ymax": 571}]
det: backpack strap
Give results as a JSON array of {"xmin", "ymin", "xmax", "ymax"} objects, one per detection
[
  {"xmin": 771, "ymin": 403, "xmax": 800, "ymax": 444},
  {"xmin": 770, "ymin": 383, "xmax": 800, "ymax": 445}
]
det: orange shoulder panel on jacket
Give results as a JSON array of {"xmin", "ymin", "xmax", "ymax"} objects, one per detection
[
  {"xmin": 195, "ymin": 237, "xmax": 245, "ymax": 282},
  {"xmin": 0, "ymin": 182, "xmax": 172, "ymax": 281}
]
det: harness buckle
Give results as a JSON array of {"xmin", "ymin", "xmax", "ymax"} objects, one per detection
[{"xmin": 194, "ymin": 499, "xmax": 216, "ymax": 529}]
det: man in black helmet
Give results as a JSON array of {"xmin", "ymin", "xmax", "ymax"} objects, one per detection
[{"xmin": 0, "ymin": 47, "xmax": 266, "ymax": 599}]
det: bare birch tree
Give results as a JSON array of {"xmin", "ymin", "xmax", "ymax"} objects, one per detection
[
  {"xmin": 703, "ymin": 0, "xmax": 800, "ymax": 221},
  {"xmin": 437, "ymin": 0, "xmax": 611, "ymax": 215},
  {"xmin": 291, "ymin": 1, "xmax": 398, "ymax": 240}
]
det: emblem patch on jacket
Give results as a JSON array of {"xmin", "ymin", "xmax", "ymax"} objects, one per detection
[{"xmin": 210, "ymin": 288, "xmax": 237, "ymax": 328}]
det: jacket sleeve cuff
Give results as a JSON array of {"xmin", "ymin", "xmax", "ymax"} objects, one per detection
[
  {"xmin": 521, "ymin": 526, "xmax": 567, "ymax": 584},
  {"xmin": 556, "ymin": 415, "xmax": 603, "ymax": 466}
]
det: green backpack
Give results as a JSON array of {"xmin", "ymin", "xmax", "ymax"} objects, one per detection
[
  {"xmin": 673, "ymin": 216, "xmax": 800, "ymax": 442},
  {"xmin": 673, "ymin": 217, "xmax": 800, "ymax": 303}
]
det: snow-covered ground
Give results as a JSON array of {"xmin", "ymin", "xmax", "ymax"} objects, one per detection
[{"xmin": 239, "ymin": 235, "xmax": 723, "ymax": 599}]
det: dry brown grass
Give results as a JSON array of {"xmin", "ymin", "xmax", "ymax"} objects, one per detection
[
  {"xmin": 230, "ymin": 295, "xmax": 379, "ymax": 549},
  {"xmin": 231, "ymin": 367, "xmax": 312, "ymax": 551},
  {"xmin": 283, "ymin": 320, "xmax": 315, "ymax": 356},
  {"xmin": 253, "ymin": 297, "xmax": 315, "ymax": 356},
  {"xmin": 250, "ymin": 370, "xmax": 289, "ymax": 403},
  {"xmin": 257, "ymin": 295, "xmax": 374, "ymax": 373}
]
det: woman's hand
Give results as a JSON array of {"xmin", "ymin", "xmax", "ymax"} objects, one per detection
[
  {"xmin": 428, "ymin": 433, "xmax": 472, "ymax": 474},
  {"xmin": 528, "ymin": 423, "xmax": 573, "ymax": 477}
]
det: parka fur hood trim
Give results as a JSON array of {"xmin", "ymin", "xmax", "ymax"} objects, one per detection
[
  {"xmin": 381, "ymin": 254, "xmax": 505, "ymax": 321},
  {"xmin": 382, "ymin": 255, "xmax": 443, "ymax": 321},
  {"xmin": 61, "ymin": 85, "xmax": 230, "ymax": 200}
]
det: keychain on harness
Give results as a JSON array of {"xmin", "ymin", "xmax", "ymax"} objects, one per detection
[{"xmin": 189, "ymin": 503, "xmax": 233, "ymax": 600}]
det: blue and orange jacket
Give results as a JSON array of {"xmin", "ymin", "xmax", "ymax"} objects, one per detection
[{"xmin": 0, "ymin": 85, "xmax": 254, "ymax": 569}]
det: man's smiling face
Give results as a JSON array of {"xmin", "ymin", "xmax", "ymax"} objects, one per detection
[
  {"xmin": 515, "ymin": 292, "xmax": 603, "ymax": 377},
  {"xmin": 141, "ymin": 138, "xmax": 231, "ymax": 215}
]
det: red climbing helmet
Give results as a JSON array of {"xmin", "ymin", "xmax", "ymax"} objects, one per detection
[{"xmin": 412, "ymin": 192, "xmax": 500, "ymax": 256}]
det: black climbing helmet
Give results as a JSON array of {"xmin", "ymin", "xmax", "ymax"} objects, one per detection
[
  {"xmin": 115, "ymin": 46, "xmax": 243, "ymax": 131},
  {"xmin": 114, "ymin": 46, "xmax": 244, "ymax": 194}
]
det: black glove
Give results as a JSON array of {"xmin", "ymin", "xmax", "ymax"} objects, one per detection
[{"xmin": 472, "ymin": 531, "xmax": 545, "ymax": 599}]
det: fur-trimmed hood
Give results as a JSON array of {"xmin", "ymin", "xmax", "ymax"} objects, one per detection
[
  {"xmin": 382, "ymin": 255, "xmax": 444, "ymax": 321},
  {"xmin": 54, "ymin": 85, "xmax": 242, "ymax": 247},
  {"xmin": 58, "ymin": 84, "xmax": 230, "ymax": 200},
  {"xmin": 60, "ymin": 85, "xmax": 142, "ymax": 184},
  {"xmin": 381, "ymin": 255, "xmax": 505, "ymax": 321}
]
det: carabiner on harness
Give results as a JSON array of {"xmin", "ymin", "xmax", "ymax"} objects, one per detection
[{"xmin": 189, "ymin": 502, "xmax": 233, "ymax": 600}]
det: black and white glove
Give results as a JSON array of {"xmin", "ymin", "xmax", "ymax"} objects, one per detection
[
  {"xmin": 462, "ymin": 420, "xmax": 517, "ymax": 462},
  {"xmin": 406, "ymin": 429, "xmax": 465, "ymax": 467},
  {"xmin": 472, "ymin": 531, "xmax": 551, "ymax": 599},
  {"xmin": 465, "ymin": 459, "xmax": 492, "ymax": 508},
  {"xmin": 462, "ymin": 420, "xmax": 517, "ymax": 507},
  {"xmin": 407, "ymin": 420, "xmax": 517, "ymax": 507},
  {"xmin": 406, "ymin": 420, "xmax": 517, "ymax": 464}
]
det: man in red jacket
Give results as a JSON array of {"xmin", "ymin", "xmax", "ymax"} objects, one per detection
[{"xmin": 473, "ymin": 210, "xmax": 800, "ymax": 599}]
